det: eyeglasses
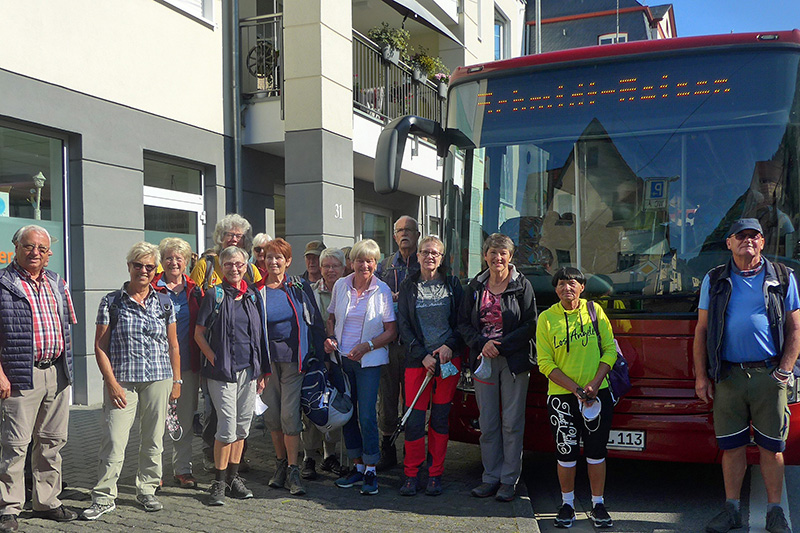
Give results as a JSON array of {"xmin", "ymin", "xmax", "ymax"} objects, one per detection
[
  {"xmin": 394, "ymin": 227, "xmax": 417, "ymax": 235},
  {"xmin": 130, "ymin": 262, "xmax": 157, "ymax": 273},
  {"xmin": 20, "ymin": 244, "xmax": 50, "ymax": 255},
  {"xmin": 419, "ymin": 250, "xmax": 442, "ymax": 258},
  {"xmin": 164, "ymin": 256, "xmax": 184, "ymax": 263},
  {"xmin": 224, "ymin": 232, "xmax": 245, "ymax": 240},
  {"xmin": 222, "ymin": 261, "xmax": 246, "ymax": 269},
  {"xmin": 733, "ymin": 231, "xmax": 762, "ymax": 241},
  {"xmin": 253, "ymin": 246, "xmax": 264, "ymax": 253}
]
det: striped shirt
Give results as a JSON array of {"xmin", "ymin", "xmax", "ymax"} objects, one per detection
[
  {"xmin": 336, "ymin": 276, "xmax": 394, "ymax": 354},
  {"xmin": 96, "ymin": 286, "xmax": 176, "ymax": 383},
  {"xmin": 12, "ymin": 263, "xmax": 76, "ymax": 362}
]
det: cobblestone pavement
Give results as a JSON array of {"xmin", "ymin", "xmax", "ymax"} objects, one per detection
[{"xmin": 14, "ymin": 405, "xmax": 539, "ymax": 532}]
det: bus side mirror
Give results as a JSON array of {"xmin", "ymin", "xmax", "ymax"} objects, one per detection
[{"xmin": 374, "ymin": 115, "xmax": 445, "ymax": 194}]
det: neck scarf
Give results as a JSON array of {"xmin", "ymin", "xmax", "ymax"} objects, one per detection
[{"xmin": 224, "ymin": 278, "xmax": 248, "ymax": 298}]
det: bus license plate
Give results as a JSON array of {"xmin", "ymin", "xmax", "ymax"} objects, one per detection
[{"xmin": 607, "ymin": 430, "xmax": 645, "ymax": 451}]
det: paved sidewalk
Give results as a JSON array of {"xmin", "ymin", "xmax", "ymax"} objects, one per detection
[{"xmin": 15, "ymin": 405, "xmax": 539, "ymax": 532}]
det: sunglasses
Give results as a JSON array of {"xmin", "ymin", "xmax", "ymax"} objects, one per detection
[
  {"xmin": 130, "ymin": 261, "xmax": 157, "ymax": 273},
  {"xmin": 733, "ymin": 231, "xmax": 762, "ymax": 241}
]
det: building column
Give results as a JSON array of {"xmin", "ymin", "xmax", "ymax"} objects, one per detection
[{"xmin": 283, "ymin": 0, "xmax": 354, "ymax": 270}]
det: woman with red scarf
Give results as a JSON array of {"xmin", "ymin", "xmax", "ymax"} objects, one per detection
[{"xmin": 194, "ymin": 246, "xmax": 270, "ymax": 506}]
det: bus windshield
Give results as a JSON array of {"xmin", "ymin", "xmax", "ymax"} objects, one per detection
[{"xmin": 446, "ymin": 48, "xmax": 800, "ymax": 313}]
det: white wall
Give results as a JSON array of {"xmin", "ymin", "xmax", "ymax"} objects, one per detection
[{"xmin": 0, "ymin": 0, "xmax": 225, "ymax": 133}]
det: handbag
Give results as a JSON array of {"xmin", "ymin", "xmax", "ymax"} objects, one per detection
[{"xmin": 586, "ymin": 300, "xmax": 632, "ymax": 404}]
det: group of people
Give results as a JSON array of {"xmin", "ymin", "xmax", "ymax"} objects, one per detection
[{"xmin": 0, "ymin": 214, "xmax": 795, "ymax": 532}]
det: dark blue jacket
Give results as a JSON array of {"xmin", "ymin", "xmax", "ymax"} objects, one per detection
[
  {"xmin": 705, "ymin": 258, "xmax": 788, "ymax": 382},
  {"xmin": 0, "ymin": 264, "xmax": 73, "ymax": 390},
  {"xmin": 277, "ymin": 277, "xmax": 326, "ymax": 372}
]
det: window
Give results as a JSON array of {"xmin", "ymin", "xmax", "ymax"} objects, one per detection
[
  {"xmin": 598, "ymin": 33, "xmax": 628, "ymax": 45},
  {"xmin": 0, "ymin": 124, "xmax": 66, "ymax": 275},
  {"xmin": 357, "ymin": 204, "xmax": 392, "ymax": 261},
  {"xmin": 494, "ymin": 8, "xmax": 509, "ymax": 60},
  {"xmin": 143, "ymin": 157, "xmax": 205, "ymax": 254}
]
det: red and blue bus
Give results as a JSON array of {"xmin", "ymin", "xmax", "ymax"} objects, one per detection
[{"xmin": 375, "ymin": 30, "xmax": 800, "ymax": 464}]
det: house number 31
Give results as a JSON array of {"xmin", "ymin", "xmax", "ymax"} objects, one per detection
[{"xmin": 334, "ymin": 203, "xmax": 344, "ymax": 219}]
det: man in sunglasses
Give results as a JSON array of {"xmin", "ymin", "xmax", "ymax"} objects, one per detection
[
  {"xmin": 0, "ymin": 225, "xmax": 78, "ymax": 530},
  {"xmin": 694, "ymin": 218, "xmax": 799, "ymax": 533}
]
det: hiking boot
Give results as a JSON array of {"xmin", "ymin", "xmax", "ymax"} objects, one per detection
[
  {"xmin": 590, "ymin": 503, "xmax": 614, "ymax": 528},
  {"xmin": 471, "ymin": 481, "xmax": 501, "ymax": 498},
  {"xmin": 706, "ymin": 502, "xmax": 743, "ymax": 533},
  {"xmin": 81, "ymin": 501, "xmax": 115, "ymax": 521},
  {"xmin": 399, "ymin": 476, "xmax": 419, "ymax": 496},
  {"xmin": 287, "ymin": 465, "xmax": 307, "ymax": 496},
  {"xmin": 31, "ymin": 505, "xmax": 77, "ymax": 522},
  {"xmin": 173, "ymin": 473, "xmax": 198, "ymax": 489},
  {"xmin": 269, "ymin": 458, "xmax": 289, "ymax": 489},
  {"xmin": 554, "ymin": 503, "xmax": 575, "ymax": 528},
  {"xmin": 136, "ymin": 494, "xmax": 163, "ymax": 512},
  {"xmin": 320, "ymin": 455, "xmax": 342, "ymax": 475},
  {"xmin": 227, "ymin": 475, "xmax": 253, "ymax": 499},
  {"xmin": 360, "ymin": 470, "xmax": 378, "ymax": 495},
  {"xmin": 375, "ymin": 437, "xmax": 397, "ymax": 471},
  {"xmin": 425, "ymin": 475, "xmax": 443, "ymax": 496},
  {"xmin": 495, "ymin": 483, "xmax": 515, "ymax": 502},
  {"xmin": 206, "ymin": 480, "xmax": 225, "ymax": 506},
  {"xmin": 335, "ymin": 467, "xmax": 364, "ymax": 488},
  {"xmin": 0, "ymin": 515, "xmax": 17, "ymax": 531},
  {"xmin": 301, "ymin": 457, "xmax": 318, "ymax": 480},
  {"xmin": 766, "ymin": 506, "xmax": 790, "ymax": 533}
]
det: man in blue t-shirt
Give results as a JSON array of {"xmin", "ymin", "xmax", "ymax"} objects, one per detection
[{"xmin": 694, "ymin": 218, "xmax": 799, "ymax": 533}]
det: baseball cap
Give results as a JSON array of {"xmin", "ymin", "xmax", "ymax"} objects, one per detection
[
  {"xmin": 728, "ymin": 218, "xmax": 763, "ymax": 237},
  {"xmin": 304, "ymin": 240, "xmax": 326, "ymax": 256}
]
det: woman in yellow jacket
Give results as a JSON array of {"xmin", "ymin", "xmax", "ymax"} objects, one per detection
[{"xmin": 536, "ymin": 267, "xmax": 617, "ymax": 530}]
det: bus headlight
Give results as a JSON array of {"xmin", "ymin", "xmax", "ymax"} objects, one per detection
[
  {"xmin": 788, "ymin": 375, "xmax": 798, "ymax": 404},
  {"xmin": 457, "ymin": 369, "xmax": 475, "ymax": 393}
]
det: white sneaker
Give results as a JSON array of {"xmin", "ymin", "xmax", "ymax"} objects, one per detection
[{"xmin": 81, "ymin": 501, "xmax": 116, "ymax": 520}]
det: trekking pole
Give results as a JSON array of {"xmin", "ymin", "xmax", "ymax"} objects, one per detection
[{"xmin": 389, "ymin": 370, "xmax": 433, "ymax": 447}]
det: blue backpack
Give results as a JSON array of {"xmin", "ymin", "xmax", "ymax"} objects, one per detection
[
  {"xmin": 587, "ymin": 301, "xmax": 632, "ymax": 405},
  {"xmin": 300, "ymin": 350, "xmax": 353, "ymax": 436}
]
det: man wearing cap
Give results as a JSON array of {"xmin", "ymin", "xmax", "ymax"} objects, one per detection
[
  {"xmin": 374, "ymin": 215, "xmax": 421, "ymax": 470},
  {"xmin": 0, "ymin": 225, "xmax": 78, "ymax": 530},
  {"xmin": 302, "ymin": 241, "xmax": 326, "ymax": 283},
  {"xmin": 694, "ymin": 218, "xmax": 799, "ymax": 533}
]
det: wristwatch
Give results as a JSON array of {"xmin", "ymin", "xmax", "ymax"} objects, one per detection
[
  {"xmin": 367, "ymin": 339, "xmax": 375, "ymax": 351},
  {"xmin": 173, "ymin": 379, "xmax": 183, "ymax": 385}
]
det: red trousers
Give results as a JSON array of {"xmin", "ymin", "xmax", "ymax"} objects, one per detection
[{"xmin": 402, "ymin": 358, "xmax": 461, "ymax": 478}]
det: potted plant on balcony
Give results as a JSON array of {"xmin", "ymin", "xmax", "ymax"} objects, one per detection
[
  {"xmin": 367, "ymin": 23, "xmax": 409, "ymax": 65},
  {"xmin": 434, "ymin": 71, "xmax": 450, "ymax": 98},
  {"xmin": 410, "ymin": 47, "xmax": 448, "ymax": 85}
]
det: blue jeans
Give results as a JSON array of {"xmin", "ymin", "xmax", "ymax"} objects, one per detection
[{"xmin": 340, "ymin": 359, "xmax": 382, "ymax": 465}]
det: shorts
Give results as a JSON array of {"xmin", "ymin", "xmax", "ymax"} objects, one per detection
[
  {"xmin": 714, "ymin": 364, "xmax": 790, "ymax": 452},
  {"xmin": 260, "ymin": 361, "xmax": 304, "ymax": 435},
  {"xmin": 547, "ymin": 388, "xmax": 614, "ymax": 462},
  {"xmin": 206, "ymin": 367, "xmax": 256, "ymax": 444}
]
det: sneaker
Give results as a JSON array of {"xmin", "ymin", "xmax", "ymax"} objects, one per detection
[
  {"xmin": 206, "ymin": 480, "xmax": 225, "ymax": 506},
  {"xmin": 269, "ymin": 457, "xmax": 289, "ymax": 489},
  {"xmin": 335, "ymin": 467, "xmax": 364, "ymax": 488},
  {"xmin": 227, "ymin": 475, "xmax": 253, "ymax": 499},
  {"xmin": 0, "ymin": 515, "xmax": 18, "ymax": 531},
  {"xmin": 590, "ymin": 503, "xmax": 614, "ymax": 528},
  {"xmin": 495, "ymin": 483, "xmax": 516, "ymax": 502},
  {"xmin": 425, "ymin": 475, "xmax": 443, "ymax": 496},
  {"xmin": 301, "ymin": 457, "xmax": 318, "ymax": 480},
  {"xmin": 360, "ymin": 470, "xmax": 378, "ymax": 495},
  {"xmin": 287, "ymin": 465, "xmax": 307, "ymax": 496},
  {"xmin": 399, "ymin": 476, "xmax": 419, "ymax": 496},
  {"xmin": 320, "ymin": 455, "xmax": 342, "ymax": 474},
  {"xmin": 136, "ymin": 494, "xmax": 163, "ymax": 512},
  {"xmin": 173, "ymin": 473, "xmax": 198, "ymax": 489},
  {"xmin": 81, "ymin": 501, "xmax": 115, "ymax": 521},
  {"xmin": 766, "ymin": 506, "xmax": 790, "ymax": 533},
  {"xmin": 471, "ymin": 481, "xmax": 501, "ymax": 498},
  {"xmin": 706, "ymin": 502, "xmax": 743, "ymax": 533},
  {"xmin": 554, "ymin": 503, "xmax": 575, "ymax": 528}
]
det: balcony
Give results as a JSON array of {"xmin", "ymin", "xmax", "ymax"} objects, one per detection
[
  {"xmin": 352, "ymin": 30, "xmax": 446, "ymax": 124},
  {"xmin": 240, "ymin": 14, "xmax": 282, "ymax": 99}
]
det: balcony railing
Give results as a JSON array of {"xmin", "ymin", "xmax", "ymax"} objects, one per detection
[
  {"xmin": 353, "ymin": 31, "xmax": 446, "ymax": 124},
  {"xmin": 240, "ymin": 14, "xmax": 282, "ymax": 98}
]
